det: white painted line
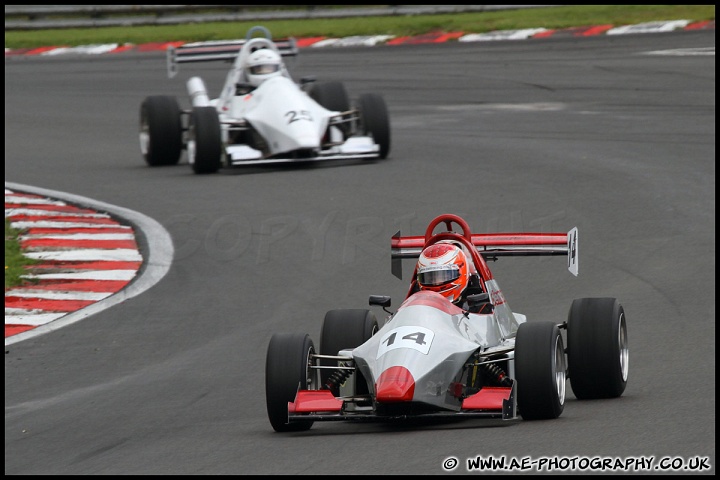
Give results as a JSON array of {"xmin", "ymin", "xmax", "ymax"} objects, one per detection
[
  {"xmin": 321, "ymin": 35, "xmax": 395, "ymax": 47},
  {"xmin": 9, "ymin": 221, "xmax": 130, "ymax": 229},
  {"xmin": 5, "ymin": 290, "xmax": 113, "ymax": 301},
  {"xmin": 5, "ymin": 312, "xmax": 69, "ymax": 326},
  {"xmin": 24, "ymin": 249, "xmax": 143, "ymax": 261},
  {"xmin": 459, "ymin": 28, "xmax": 547, "ymax": 42},
  {"xmin": 310, "ymin": 38, "xmax": 341, "ymax": 47},
  {"xmin": 5, "ymin": 208, "xmax": 110, "ymax": 218},
  {"xmin": 643, "ymin": 47, "xmax": 715, "ymax": 56},
  {"xmin": 21, "ymin": 233, "xmax": 136, "ymax": 240},
  {"xmin": 607, "ymin": 20, "xmax": 691, "ymax": 35},
  {"xmin": 437, "ymin": 102, "xmax": 565, "ymax": 112},
  {"xmin": 21, "ymin": 270, "xmax": 139, "ymax": 281},
  {"xmin": 6, "ymin": 307, "xmax": 48, "ymax": 314},
  {"xmin": 42, "ymin": 44, "xmax": 120, "ymax": 55},
  {"xmin": 4, "ymin": 196, "xmax": 67, "ymax": 205}
]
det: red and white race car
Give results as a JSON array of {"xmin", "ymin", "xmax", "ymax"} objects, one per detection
[{"xmin": 265, "ymin": 213, "xmax": 628, "ymax": 431}]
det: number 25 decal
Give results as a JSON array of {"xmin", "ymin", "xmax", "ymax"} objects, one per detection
[
  {"xmin": 376, "ymin": 326, "xmax": 434, "ymax": 359},
  {"xmin": 286, "ymin": 110, "xmax": 313, "ymax": 124}
]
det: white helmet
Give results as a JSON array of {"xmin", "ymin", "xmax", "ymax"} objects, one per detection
[{"xmin": 244, "ymin": 48, "xmax": 282, "ymax": 86}]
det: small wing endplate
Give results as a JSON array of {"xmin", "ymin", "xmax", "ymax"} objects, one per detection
[{"xmin": 567, "ymin": 227, "xmax": 578, "ymax": 276}]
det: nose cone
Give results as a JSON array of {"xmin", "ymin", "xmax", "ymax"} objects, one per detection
[
  {"xmin": 288, "ymin": 121, "xmax": 322, "ymax": 149},
  {"xmin": 375, "ymin": 366, "xmax": 415, "ymax": 403}
]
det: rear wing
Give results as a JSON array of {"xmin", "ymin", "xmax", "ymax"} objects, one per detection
[
  {"xmin": 391, "ymin": 227, "xmax": 579, "ymax": 279},
  {"xmin": 167, "ymin": 27, "xmax": 298, "ymax": 78}
]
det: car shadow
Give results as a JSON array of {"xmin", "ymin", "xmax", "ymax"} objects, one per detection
[
  {"xmin": 217, "ymin": 158, "xmax": 383, "ymax": 176},
  {"xmin": 263, "ymin": 416, "xmax": 520, "ymax": 438}
]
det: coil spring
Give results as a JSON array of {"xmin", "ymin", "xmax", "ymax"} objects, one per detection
[
  {"xmin": 324, "ymin": 363, "xmax": 352, "ymax": 393},
  {"xmin": 482, "ymin": 362, "xmax": 512, "ymax": 387}
]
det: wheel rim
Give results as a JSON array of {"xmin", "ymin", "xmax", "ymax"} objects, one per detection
[
  {"xmin": 554, "ymin": 334, "xmax": 566, "ymax": 405},
  {"xmin": 305, "ymin": 345, "xmax": 316, "ymax": 389},
  {"xmin": 618, "ymin": 312, "xmax": 629, "ymax": 382},
  {"xmin": 187, "ymin": 139, "xmax": 196, "ymax": 165},
  {"xmin": 139, "ymin": 118, "xmax": 149, "ymax": 155}
]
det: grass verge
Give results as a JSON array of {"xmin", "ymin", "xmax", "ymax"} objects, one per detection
[
  {"xmin": 5, "ymin": 218, "xmax": 38, "ymax": 289},
  {"xmin": 4, "ymin": 5, "xmax": 715, "ymax": 49}
]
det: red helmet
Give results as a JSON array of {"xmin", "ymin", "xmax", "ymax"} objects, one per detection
[{"xmin": 416, "ymin": 242, "xmax": 470, "ymax": 303}]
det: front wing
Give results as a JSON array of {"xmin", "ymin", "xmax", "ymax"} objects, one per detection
[
  {"xmin": 224, "ymin": 137, "xmax": 382, "ymax": 166},
  {"xmin": 285, "ymin": 382, "xmax": 516, "ymax": 423}
]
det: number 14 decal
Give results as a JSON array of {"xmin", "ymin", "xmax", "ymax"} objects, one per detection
[{"xmin": 376, "ymin": 326, "xmax": 434, "ymax": 359}]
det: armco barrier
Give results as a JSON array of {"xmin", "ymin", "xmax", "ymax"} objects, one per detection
[{"xmin": 5, "ymin": 5, "xmax": 557, "ymax": 30}]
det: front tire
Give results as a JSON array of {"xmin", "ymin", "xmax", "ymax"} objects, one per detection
[
  {"xmin": 265, "ymin": 333, "xmax": 316, "ymax": 432},
  {"xmin": 139, "ymin": 95, "xmax": 182, "ymax": 166},
  {"xmin": 320, "ymin": 309, "xmax": 378, "ymax": 397},
  {"xmin": 188, "ymin": 106, "xmax": 222, "ymax": 174},
  {"xmin": 309, "ymin": 81, "xmax": 350, "ymax": 112},
  {"xmin": 357, "ymin": 93, "xmax": 390, "ymax": 159},
  {"xmin": 515, "ymin": 321, "xmax": 566, "ymax": 420},
  {"xmin": 567, "ymin": 298, "xmax": 628, "ymax": 399}
]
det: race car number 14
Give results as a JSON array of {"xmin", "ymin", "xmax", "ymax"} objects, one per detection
[{"xmin": 376, "ymin": 326, "xmax": 435, "ymax": 359}]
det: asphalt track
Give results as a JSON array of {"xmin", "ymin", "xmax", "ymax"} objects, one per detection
[{"xmin": 5, "ymin": 30, "xmax": 715, "ymax": 474}]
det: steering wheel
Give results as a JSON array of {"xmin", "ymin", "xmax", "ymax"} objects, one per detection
[{"xmin": 424, "ymin": 214, "xmax": 473, "ymax": 244}]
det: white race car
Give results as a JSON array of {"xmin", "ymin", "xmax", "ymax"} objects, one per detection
[{"xmin": 139, "ymin": 26, "xmax": 391, "ymax": 174}]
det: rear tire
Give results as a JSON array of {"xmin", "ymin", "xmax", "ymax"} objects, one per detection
[
  {"xmin": 265, "ymin": 333, "xmax": 316, "ymax": 432},
  {"xmin": 139, "ymin": 95, "xmax": 182, "ymax": 166},
  {"xmin": 357, "ymin": 93, "xmax": 390, "ymax": 159},
  {"xmin": 567, "ymin": 298, "xmax": 628, "ymax": 399},
  {"xmin": 189, "ymin": 106, "xmax": 222, "ymax": 174},
  {"xmin": 515, "ymin": 321, "xmax": 566, "ymax": 420},
  {"xmin": 320, "ymin": 309, "xmax": 378, "ymax": 396}
]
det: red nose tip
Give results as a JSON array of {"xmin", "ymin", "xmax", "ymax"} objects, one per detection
[{"xmin": 375, "ymin": 366, "xmax": 415, "ymax": 403}]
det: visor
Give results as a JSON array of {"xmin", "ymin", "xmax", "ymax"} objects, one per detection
[
  {"xmin": 250, "ymin": 64, "xmax": 280, "ymax": 75},
  {"xmin": 417, "ymin": 265, "xmax": 460, "ymax": 286}
]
